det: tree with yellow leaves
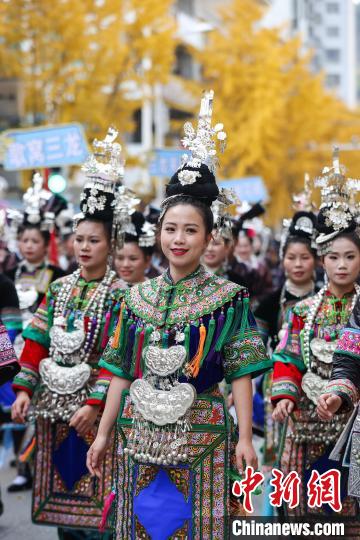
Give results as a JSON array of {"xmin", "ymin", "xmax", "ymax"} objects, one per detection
[
  {"xmin": 199, "ymin": 0, "xmax": 360, "ymax": 223},
  {"xmin": 0, "ymin": 0, "xmax": 175, "ymax": 138}
]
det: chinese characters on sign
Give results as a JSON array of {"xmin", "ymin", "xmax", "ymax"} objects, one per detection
[
  {"xmin": 2, "ymin": 124, "xmax": 89, "ymax": 170},
  {"xmin": 232, "ymin": 467, "xmax": 342, "ymax": 513}
]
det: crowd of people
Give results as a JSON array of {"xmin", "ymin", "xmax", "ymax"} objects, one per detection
[{"xmin": 0, "ymin": 91, "xmax": 360, "ymax": 539}]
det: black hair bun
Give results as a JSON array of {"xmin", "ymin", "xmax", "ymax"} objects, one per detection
[
  {"xmin": 166, "ymin": 163, "xmax": 219, "ymax": 206},
  {"xmin": 289, "ymin": 211, "xmax": 317, "ymax": 239},
  {"xmin": 80, "ymin": 187, "xmax": 114, "ymax": 222},
  {"xmin": 146, "ymin": 206, "xmax": 160, "ymax": 225},
  {"xmin": 130, "ymin": 211, "xmax": 145, "ymax": 237},
  {"xmin": 316, "ymin": 207, "xmax": 356, "ymax": 235}
]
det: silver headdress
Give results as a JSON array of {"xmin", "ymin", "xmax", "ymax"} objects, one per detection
[
  {"xmin": 211, "ymin": 188, "xmax": 239, "ymax": 240},
  {"xmin": 315, "ymin": 147, "xmax": 360, "ymax": 253},
  {"xmin": 23, "ymin": 172, "xmax": 52, "ymax": 227},
  {"xmin": 114, "ymin": 190, "xmax": 156, "ymax": 249},
  {"xmin": 161, "ymin": 90, "xmax": 227, "ymax": 220},
  {"xmin": 179, "ymin": 89, "xmax": 227, "ymax": 179},
  {"xmin": 5, "ymin": 172, "xmax": 57, "ymax": 242},
  {"xmin": 81, "ymin": 126, "xmax": 124, "ymax": 184},
  {"xmin": 279, "ymin": 172, "xmax": 318, "ymax": 258},
  {"xmin": 78, "ymin": 126, "xmax": 124, "ymax": 217},
  {"xmin": 76, "ymin": 127, "xmax": 134, "ymax": 249},
  {"xmin": 293, "ymin": 173, "xmax": 314, "ymax": 212},
  {"xmin": 138, "ymin": 221, "xmax": 156, "ymax": 248}
]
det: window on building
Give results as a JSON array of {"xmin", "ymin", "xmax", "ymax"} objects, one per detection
[
  {"xmin": 326, "ymin": 49, "xmax": 340, "ymax": 62},
  {"xmin": 292, "ymin": 0, "xmax": 299, "ymax": 30},
  {"xmin": 326, "ymin": 2, "xmax": 339, "ymax": 14},
  {"xmin": 327, "ymin": 26, "xmax": 339, "ymax": 37},
  {"xmin": 326, "ymin": 74, "xmax": 341, "ymax": 88},
  {"xmin": 176, "ymin": 0, "xmax": 194, "ymax": 16},
  {"xmin": 173, "ymin": 45, "xmax": 194, "ymax": 79}
]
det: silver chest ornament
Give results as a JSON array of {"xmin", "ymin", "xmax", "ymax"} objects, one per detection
[
  {"xmin": 294, "ymin": 337, "xmax": 347, "ymax": 445},
  {"xmin": 30, "ymin": 316, "xmax": 92, "ymax": 423},
  {"xmin": 301, "ymin": 338, "xmax": 338, "ymax": 404},
  {"xmin": 124, "ymin": 344, "xmax": 196, "ymax": 466},
  {"xmin": 49, "ymin": 316, "xmax": 86, "ymax": 364}
]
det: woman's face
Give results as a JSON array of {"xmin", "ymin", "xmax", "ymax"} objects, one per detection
[
  {"xmin": 18, "ymin": 228, "xmax": 48, "ymax": 265},
  {"xmin": 73, "ymin": 220, "xmax": 110, "ymax": 274},
  {"xmin": 161, "ymin": 204, "xmax": 210, "ymax": 273},
  {"xmin": 203, "ymin": 232, "xmax": 230, "ymax": 269},
  {"xmin": 323, "ymin": 237, "xmax": 360, "ymax": 290},
  {"xmin": 234, "ymin": 235, "xmax": 253, "ymax": 261},
  {"xmin": 283, "ymin": 242, "xmax": 315, "ymax": 286},
  {"xmin": 114, "ymin": 242, "xmax": 150, "ymax": 285}
]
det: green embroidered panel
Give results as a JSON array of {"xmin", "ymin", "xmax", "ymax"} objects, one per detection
[
  {"xmin": 223, "ymin": 327, "xmax": 270, "ymax": 382},
  {"xmin": 125, "ymin": 265, "xmax": 242, "ymax": 327}
]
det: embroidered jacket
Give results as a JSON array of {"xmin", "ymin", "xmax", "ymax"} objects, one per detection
[
  {"xmin": 271, "ymin": 290, "xmax": 356, "ymax": 407},
  {"xmin": 7, "ymin": 262, "xmax": 65, "ymax": 312},
  {"xmin": 0, "ymin": 274, "xmax": 22, "ymax": 342},
  {"xmin": 0, "ymin": 320, "xmax": 19, "ymax": 385},
  {"xmin": 255, "ymin": 285, "xmax": 318, "ymax": 350},
  {"xmin": 13, "ymin": 274, "xmax": 126, "ymax": 406},
  {"xmin": 326, "ymin": 297, "xmax": 360, "ymax": 406},
  {"xmin": 99, "ymin": 266, "xmax": 271, "ymax": 392}
]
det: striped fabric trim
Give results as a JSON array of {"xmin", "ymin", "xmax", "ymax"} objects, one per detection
[
  {"xmin": 271, "ymin": 376, "xmax": 300, "ymax": 404},
  {"xmin": 87, "ymin": 374, "xmax": 112, "ymax": 403},
  {"xmin": 326, "ymin": 378, "xmax": 359, "ymax": 406},
  {"xmin": 1, "ymin": 308, "xmax": 22, "ymax": 331},
  {"xmin": 12, "ymin": 362, "xmax": 39, "ymax": 395}
]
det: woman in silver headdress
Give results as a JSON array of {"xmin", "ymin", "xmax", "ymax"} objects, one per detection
[
  {"xmin": 87, "ymin": 91, "xmax": 271, "ymax": 539},
  {"xmin": 271, "ymin": 150, "xmax": 360, "ymax": 527},
  {"xmin": 11, "ymin": 129, "xmax": 130, "ymax": 538}
]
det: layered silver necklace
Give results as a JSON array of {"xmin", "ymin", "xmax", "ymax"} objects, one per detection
[
  {"xmin": 125, "ymin": 309, "xmax": 197, "ymax": 466},
  {"xmin": 30, "ymin": 267, "xmax": 115, "ymax": 422}
]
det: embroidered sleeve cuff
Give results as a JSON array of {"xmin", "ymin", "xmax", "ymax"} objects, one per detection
[
  {"xmin": 86, "ymin": 398, "xmax": 105, "ymax": 409},
  {"xmin": 87, "ymin": 374, "xmax": 112, "ymax": 403},
  {"xmin": 271, "ymin": 377, "xmax": 301, "ymax": 406},
  {"xmin": 326, "ymin": 378, "xmax": 359, "ymax": 407},
  {"xmin": 225, "ymin": 359, "xmax": 272, "ymax": 383},
  {"xmin": 98, "ymin": 359, "xmax": 135, "ymax": 381},
  {"xmin": 223, "ymin": 328, "xmax": 270, "ymax": 382},
  {"xmin": 12, "ymin": 364, "xmax": 39, "ymax": 396}
]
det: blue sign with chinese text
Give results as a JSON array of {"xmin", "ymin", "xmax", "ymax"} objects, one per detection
[
  {"xmin": 2, "ymin": 123, "xmax": 89, "ymax": 170},
  {"xmin": 149, "ymin": 149, "xmax": 189, "ymax": 177}
]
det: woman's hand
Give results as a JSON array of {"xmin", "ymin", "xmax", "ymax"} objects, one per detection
[
  {"xmin": 86, "ymin": 434, "xmax": 111, "ymax": 478},
  {"xmin": 236, "ymin": 439, "xmax": 258, "ymax": 474},
  {"xmin": 69, "ymin": 404, "xmax": 100, "ymax": 437},
  {"xmin": 317, "ymin": 393, "xmax": 342, "ymax": 421},
  {"xmin": 11, "ymin": 391, "xmax": 31, "ymax": 423},
  {"xmin": 272, "ymin": 398, "xmax": 295, "ymax": 422}
]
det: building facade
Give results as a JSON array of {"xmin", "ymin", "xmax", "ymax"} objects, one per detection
[{"xmin": 261, "ymin": 0, "xmax": 357, "ymax": 108}]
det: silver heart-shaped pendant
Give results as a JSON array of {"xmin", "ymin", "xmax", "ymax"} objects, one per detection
[
  {"xmin": 130, "ymin": 378, "xmax": 196, "ymax": 426},
  {"xmin": 144, "ymin": 345, "xmax": 187, "ymax": 376}
]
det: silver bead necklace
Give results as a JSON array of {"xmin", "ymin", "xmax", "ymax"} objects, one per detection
[
  {"xmin": 51, "ymin": 266, "xmax": 115, "ymax": 364},
  {"xmin": 303, "ymin": 283, "xmax": 360, "ymax": 369}
]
